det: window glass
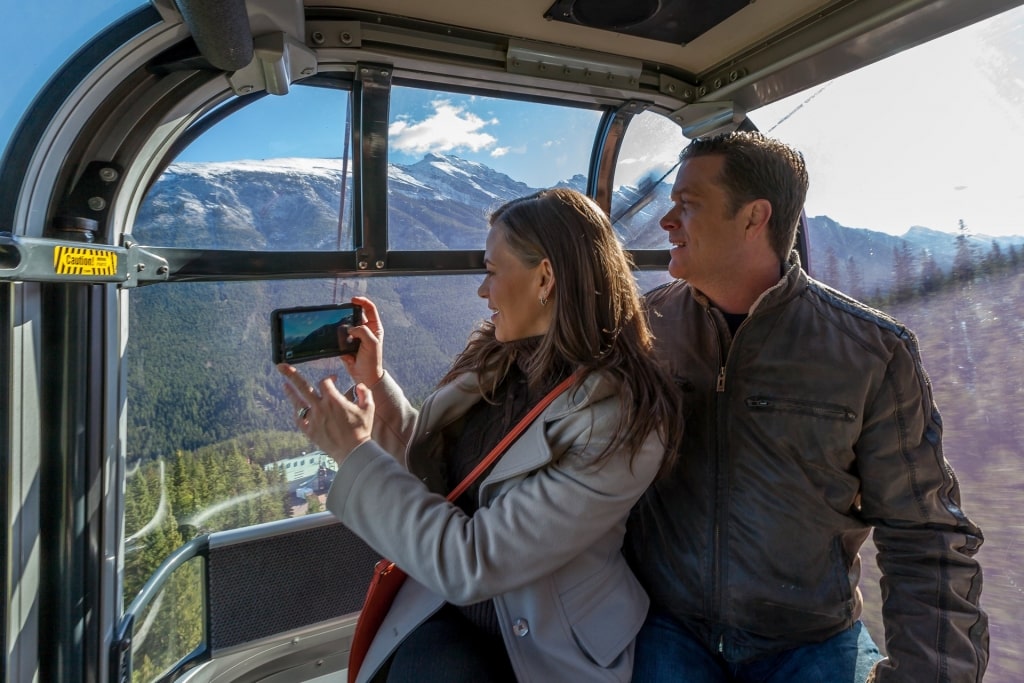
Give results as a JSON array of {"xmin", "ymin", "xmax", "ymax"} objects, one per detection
[
  {"xmin": 610, "ymin": 109, "xmax": 686, "ymax": 246},
  {"xmin": 611, "ymin": 110, "xmax": 686, "ymax": 293},
  {"xmin": 386, "ymin": 87, "xmax": 603, "ymax": 249},
  {"xmin": 133, "ymin": 85, "xmax": 353, "ymax": 251},
  {"xmin": 750, "ymin": 7, "xmax": 1024, "ymax": 680},
  {"xmin": 124, "ymin": 272, "xmax": 488, "ymax": 677}
]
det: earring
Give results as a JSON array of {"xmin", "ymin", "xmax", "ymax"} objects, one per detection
[{"xmin": 540, "ymin": 295, "xmax": 548, "ymax": 306}]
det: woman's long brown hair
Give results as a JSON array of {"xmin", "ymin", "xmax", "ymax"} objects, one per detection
[{"xmin": 441, "ymin": 188, "xmax": 682, "ymax": 471}]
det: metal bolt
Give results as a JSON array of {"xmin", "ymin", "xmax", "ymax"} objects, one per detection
[
  {"xmin": 340, "ymin": 32, "xmax": 353, "ymax": 44},
  {"xmin": 99, "ymin": 167, "xmax": 119, "ymax": 182},
  {"xmin": 239, "ymin": 85, "xmax": 254, "ymax": 94},
  {"xmin": 301, "ymin": 67, "xmax": 314, "ymax": 76},
  {"xmin": 358, "ymin": 260, "xmax": 368, "ymax": 270},
  {"xmin": 698, "ymin": 86, "xmax": 708, "ymax": 97},
  {"xmin": 157, "ymin": 265, "xmax": 168, "ymax": 275},
  {"xmin": 684, "ymin": 90, "xmax": 693, "ymax": 99},
  {"xmin": 137, "ymin": 263, "xmax": 145, "ymax": 272},
  {"xmin": 87, "ymin": 197, "xmax": 107, "ymax": 211},
  {"xmin": 713, "ymin": 78, "xmax": 723, "ymax": 89},
  {"xmin": 380, "ymin": 70, "xmax": 389, "ymax": 77},
  {"xmin": 311, "ymin": 31, "xmax": 325, "ymax": 45},
  {"xmin": 729, "ymin": 70, "xmax": 740, "ymax": 82},
  {"xmin": 375, "ymin": 260, "xmax": 384, "ymax": 269},
  {"xmin": 668, "ymin": 84, "xmax": 676, "ymax": 93}
]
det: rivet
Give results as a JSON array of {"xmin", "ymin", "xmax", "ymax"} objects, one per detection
[
  {"xmin": 375, "ymin": 260, "xmax": 385, "ymax": 269},
  {"xmin": 340, "ymin": 32, "xmax": 353, "ymax": 44},
  {"xmin": 301, "ymin": 67, "xmax": 314, "ymax": 76},
  {"xmin": 311, "ymin": 31, "xmax": 325, "ymax": 45},
  {"xmin": 713, "ymin": 78, "xmax": 723, "ymax": 89},
  {"xmin": 87, "ymin": 197, "xmax": 106, "ymax": 211},
  {"xmin": 358, "ymin": 260, "xmax": 368, "ymax": 270},
  {"xmin": 668, "ymin": 84, "xmax": 676, "ymax": 93},
  {"xmin": 157, "ymin": 265, "xmax": 169, "ymax": 275},
  {"xmin": 99, "ymin": 167, "xmax": 119, "ymax": 182},
  {"xmin": 137, "ymin": 263, "xmax": 146, "ymax": 272},
  {"xmin": 239, "ymin": 85, "xmax": 254, "ymax": 94}
]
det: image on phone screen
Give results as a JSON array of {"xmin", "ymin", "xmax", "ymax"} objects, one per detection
[{"xmin": 271, "ymin": 303, "xmax": 362, "ymax": 364}]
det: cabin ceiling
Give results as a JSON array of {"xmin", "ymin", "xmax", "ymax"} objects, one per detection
[
  {"xmin": 289, "ymin": 0, "xmax": 1022, "ymax": 116},
  {"xmin": 302, "ymin": 0, "xmax": 1018, "ymax": 76}
]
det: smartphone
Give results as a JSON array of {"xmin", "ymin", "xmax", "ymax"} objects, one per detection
[{"xmin": 271, "ymin": 303, "xmax": 362, "ymax": 364}]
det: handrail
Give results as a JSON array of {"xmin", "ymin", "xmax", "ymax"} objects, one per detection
[{"xmin": 111, "ymin": 536, "xmax": 210, "ymax": 683}]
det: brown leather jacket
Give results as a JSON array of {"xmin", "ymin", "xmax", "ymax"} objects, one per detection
[{"xmin": 625, "ymin": 253, "xmax": 988, "ymax": 682}]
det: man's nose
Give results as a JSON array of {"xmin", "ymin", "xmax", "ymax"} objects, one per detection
[{"xmin": 659, "ymin": 208, "xmax": 678, "ymax": 232}]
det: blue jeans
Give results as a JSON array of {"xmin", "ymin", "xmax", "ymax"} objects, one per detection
[{"xmin": 633, "ymin": 611, "xmax": 883, "ymax": 683}]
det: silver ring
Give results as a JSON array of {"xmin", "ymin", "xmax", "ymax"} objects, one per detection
[{"xmin": 297, "ymin": 406, "xmax": 310, "ymax": 420}]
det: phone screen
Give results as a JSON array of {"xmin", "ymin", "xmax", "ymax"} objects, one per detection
[{"xmin": 271, "ymin": 303, "xmax": 362, "ymax": 364}]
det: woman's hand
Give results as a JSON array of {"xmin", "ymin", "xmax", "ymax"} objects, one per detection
[
  {"xmin": 278, "ymin": 363, "xmax": 374, "ymax": 464},
  {"xmin": 341, "ymin": 296, "xmax": 385, "ymax": 388}
]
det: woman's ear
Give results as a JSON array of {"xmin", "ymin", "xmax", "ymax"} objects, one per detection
[{"xmin": 538, "ymin": 258, "xmax": 555, "ymax": 301}]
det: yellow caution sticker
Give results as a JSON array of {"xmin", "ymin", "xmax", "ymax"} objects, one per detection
[{"xmin": 53, "ymin": 245, "xmax": 118, "ymax": 276}]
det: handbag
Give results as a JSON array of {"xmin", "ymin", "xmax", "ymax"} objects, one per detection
[{"xmin": 347, "ymin": 372, "xmax": 578, "ymax": 683}]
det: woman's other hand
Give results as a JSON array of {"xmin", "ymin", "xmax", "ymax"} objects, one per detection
[
  {"xmin": 278, "ymin": 363, "xmax": 374, "ymax": 463},
  {"xmin": 341, "ymin": 296, "xmax": 385, "ymax": 388}
]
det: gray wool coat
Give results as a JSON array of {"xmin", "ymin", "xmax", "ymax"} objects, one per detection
[{"xmin": 325, "ymin": 370, "xmax": 663, "ymax": 682}]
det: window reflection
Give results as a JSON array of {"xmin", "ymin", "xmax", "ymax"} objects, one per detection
[{"xmin": 611, "ymin": 110, "xmax": 686, "ymax": 250}]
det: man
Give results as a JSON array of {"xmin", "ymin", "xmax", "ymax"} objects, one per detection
[{"xmin": 625, "ymin": 131, "xmax": 988, "ymax": 682}]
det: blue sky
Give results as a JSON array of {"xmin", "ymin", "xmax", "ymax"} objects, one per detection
[{"xmin": 3, "ymin": 1, "xmax": 1022, "ymax": 237}]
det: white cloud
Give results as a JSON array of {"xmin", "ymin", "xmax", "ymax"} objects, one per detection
[
  {"xmin": 490, "ymin": 147, "xmax": 510, "ymax": 157},
  {"xmin": 389, "ymin": 100, "xmax": 499, "ymax": 155}
]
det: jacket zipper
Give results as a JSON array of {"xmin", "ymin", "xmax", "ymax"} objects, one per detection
[
  {"xmin": 709, "ymin": 307, "xmax": 731, "ymax": 641},
  {"xmin": 711, "ymin": 306, "xmax": 750, "ymax": 657},
  {"xmin": 745, "ymin": 397, "xmax": 856, "ymax": 421}
]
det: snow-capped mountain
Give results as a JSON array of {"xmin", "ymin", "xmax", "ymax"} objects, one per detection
[{"xmin": 134, "ymin": 152, "xmax": 1023, "ymax": 297}]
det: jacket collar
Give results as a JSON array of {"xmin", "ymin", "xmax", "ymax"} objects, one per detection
[{"xmin": 689, "ymin": 250, "xmax": 807, "ymax": 316}]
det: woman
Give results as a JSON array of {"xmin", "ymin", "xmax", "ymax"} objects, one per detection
[{"xmin": 278, "ymin": 188, "xmax": 682, "ymax": 682}]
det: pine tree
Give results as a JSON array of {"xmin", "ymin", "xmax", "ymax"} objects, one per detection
[
  {"xmin": 845, "ymin": 256, "xmax": 864, "ymax": 299},
  {"xmin": 920, "ymin": 250, "xmax": 944, "ymax": 294},
  {"xmin": 821, "ymin": 246, "xmax": 841, "ymax": 288},
  {"xmin": 892, "ymin": 243, "xmax": 916, "ymax": 301},
  {"xmin": 952, "ymin": 218, "xmax": 976, "ymax": 284}
]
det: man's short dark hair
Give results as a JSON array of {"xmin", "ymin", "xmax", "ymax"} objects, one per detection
[{"xmin": 681, "ymin": 131, "xmax": 809, "ymax": 262}]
